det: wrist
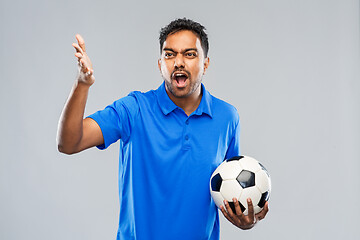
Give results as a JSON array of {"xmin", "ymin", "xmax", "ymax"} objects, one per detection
[
  {"xmin": 71, "ymin": 80, "xmax": 92, "ymax": 97},
  {"xmin": 75, "ymin": 79, "xmax": 92, "ymax": 89},
  {"xmin": 76, "ymin": 70, "xmax": 95, "ymax": 87}
]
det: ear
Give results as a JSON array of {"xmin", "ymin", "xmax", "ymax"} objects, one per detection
[
  {"xmin": 158, "ymin": 58, "xmax": 162, "ymax": 72},
  {"xmin": 203, "ymin": 57, "xmax": 210, "ymax": 75}
]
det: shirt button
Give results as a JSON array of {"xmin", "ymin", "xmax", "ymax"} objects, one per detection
[
  {"xmin": 185, "ymin": 120, "xmax": 189, "ymax": 125},
  {"xmin": 185, "ymin": 135, "xmax": 189, "ymax": 140}
]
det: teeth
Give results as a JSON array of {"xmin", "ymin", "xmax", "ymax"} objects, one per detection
[{"xmin": 175, "ymin": 73, "xmax": 186, "ymax": 77}]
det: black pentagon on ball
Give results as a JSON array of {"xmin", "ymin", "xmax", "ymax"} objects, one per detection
[
  {"xmin": 225, "ymin": 156, "xmax": 244, "ymax": 162},
  {"xmin": 210, "ymin": 173, "xmax": 223, "ymax": 192},
  {"xmin": 236, "ymin": 170, "xmax": 255, "ymax": 188},
  {"xmin": 228, "ymin": 201, "xmax": 246, "ymax": 214},
  {"xmin": 258, "ymin": 191, "xmax": 270, "ymax": 208}
]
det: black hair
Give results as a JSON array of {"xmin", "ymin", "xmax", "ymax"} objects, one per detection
[{"xmin": 159, "ymin": 18, "xmax": 209, "ymax": 57}]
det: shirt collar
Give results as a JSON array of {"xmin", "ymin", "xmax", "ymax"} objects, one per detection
[{"xmin": 156, "ymin": 81, "xmax": 213, "ymax": 118}]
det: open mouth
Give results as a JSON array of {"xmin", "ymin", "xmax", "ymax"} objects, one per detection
[{"xmin": 172, "ymin": 72, "xmax": 189, "ymax": 88}]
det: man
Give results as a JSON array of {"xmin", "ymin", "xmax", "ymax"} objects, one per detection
[{"xmin": 57, "ymin": 18, "xmax": 268, "ymax": 240}]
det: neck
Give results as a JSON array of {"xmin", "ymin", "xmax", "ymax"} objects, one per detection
[{"xmin": 166, "ymin": 86, "xmax": 202, "ymax": 116}]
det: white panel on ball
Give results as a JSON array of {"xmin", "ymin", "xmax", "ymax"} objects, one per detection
[
  {"xmin": 253, "ymin": 206, "xmax": 262, "ymax": 215},
  {"xmin": 238, "ymin": 157, "xmax": 262, "ymax": 173},
  {"xmin": 220, "ymin": 179, "xmax": 243, "ymax": 201},
  {"xmin": 211, "ymin": 191, "xmax": 225, "ymax": 209},
  {"xmin": 239, "ymin": 187, "xmax": 262, "ymax": 215},
  {"xmin": 255, "ymin": 170, "xmax": 271, "ymax": 193},
  {"xmin": 218, "ymin": 161, "xmax": 242, "ymax": 180}
]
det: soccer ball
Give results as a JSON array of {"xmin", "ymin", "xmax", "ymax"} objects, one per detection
[{"xmin": 210, "ymin": 155, "xmax": 271, "ymax": 215}]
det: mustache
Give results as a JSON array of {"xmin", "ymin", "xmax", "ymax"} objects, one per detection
[{"xmin": 171, "ymin": 68, "xmax": 191, "ymax": 77}]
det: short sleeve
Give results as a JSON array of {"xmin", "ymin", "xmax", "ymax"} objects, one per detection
[
  {"xmin": 224, "ymin": 115, "xmax": 241, "ymax": 159},
  {"xmin": 87, "ymin": 95, "xmax": 139, "ymax": 150}
]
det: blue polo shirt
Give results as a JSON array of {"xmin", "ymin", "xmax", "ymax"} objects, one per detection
[{"xmin": 88, "ymin": 82, "xmax": 240, "ymax": 240}]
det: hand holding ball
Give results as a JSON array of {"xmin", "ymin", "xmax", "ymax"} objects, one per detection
[{"xmin": 210, "ymin": 156, "xmax": 271, "ymax": 215}]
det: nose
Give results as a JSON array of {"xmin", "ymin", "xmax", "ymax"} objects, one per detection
[{"xmin": 174, "ymin": 54, "xmax": 185, "ymax": 68}]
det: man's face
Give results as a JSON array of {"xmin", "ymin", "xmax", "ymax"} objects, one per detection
[{"xmin": 158, "ymin": 30, "xmax": 209, "ymax": 99}]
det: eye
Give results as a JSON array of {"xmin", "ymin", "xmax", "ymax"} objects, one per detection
[
  {"xmin": 164, "ymin": 52, "xmax": 174, "ymax": 58},
  {"xmin": 186, "ymin": 52, "xmax": 197, "ymax": 58}
]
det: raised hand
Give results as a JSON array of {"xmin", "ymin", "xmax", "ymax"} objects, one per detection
[
  {"xmin": 72, "ymin": 34, "xmax": 95, "ymax": 85},
  {"xmin": 220, "ymin": 198, "xmax": 269, "ymax": 230}
]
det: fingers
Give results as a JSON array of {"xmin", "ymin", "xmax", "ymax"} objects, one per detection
[
  {"xmin": 78, "ymin": 58, "xmax": 92, "ymax": 73},
  {"xmin": 224, "ymin": 199, "xmax": 244, "ymax": 225},
  {"xmin": 224, "ymin": 200, "xmax": 237, "ymax": 219},
  {"xmin": 73, "ymin": 43, "xmax": 84, "ymax": 63},
  {"xmin": 221, "ymin": 198, "xmax": 268, "ymax": 229},
  {"xmin": 221, "ymin": 199, "xmax": 257, "ymax": 229},
  {"xmin": 256, "ymin": 201, "xmax": 269, "ymax": 221},
  {"xmin": 84, "ymin": 69, "xmax": 94, "ymax": 78},
  {"xmin": 71, "ymin": 34, "xmax": 94, "ymax": 85},
  {"xmin": 233, "ymin": 198, "xmax": 254, "ymax": 224},
  {"xmin": 76, "ymin": 53, "xmax": 93, "ymax": 75},
  {"xmin": 246, "ymin": 198, "xmax": 255, "ymax": 223},
  {"xmin": 75, "ymin": 34, "xmax": 86, "ymax": 52},
  {"xmin": 72, "ymin": 35, "xmax": 85, "ymax": 62},
  {"xmin": 88, "ymin": 68, "xmax": 94, "ymax": 75},
  {"xmin": 75, "ymin": 52, "xmax": 82, "ymax": 58},
  {"xmin": 220, "ymin": 204, "xmax": 236, "ymax": 225},
  {"xmin": 72, "ymin": 43, "xmax": 84, "ymax": 54},
  {"xmin": 233, "ymin": 198, "xmax": 243, "ymax": 216}
]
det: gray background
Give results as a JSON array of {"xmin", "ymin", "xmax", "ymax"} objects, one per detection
[{"xmin": 1, "ymin": 0, "xmax": 359, "ymax": 239}]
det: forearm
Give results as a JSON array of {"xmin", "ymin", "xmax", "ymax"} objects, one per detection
[{"xmin": 57, "ymin": 81, "xmax": 91, "ymax": 154}]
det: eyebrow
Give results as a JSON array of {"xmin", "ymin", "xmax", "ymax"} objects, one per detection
[{"xmin": 163, "ymin": 48, "xmax": 198, "ymax": 53}]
